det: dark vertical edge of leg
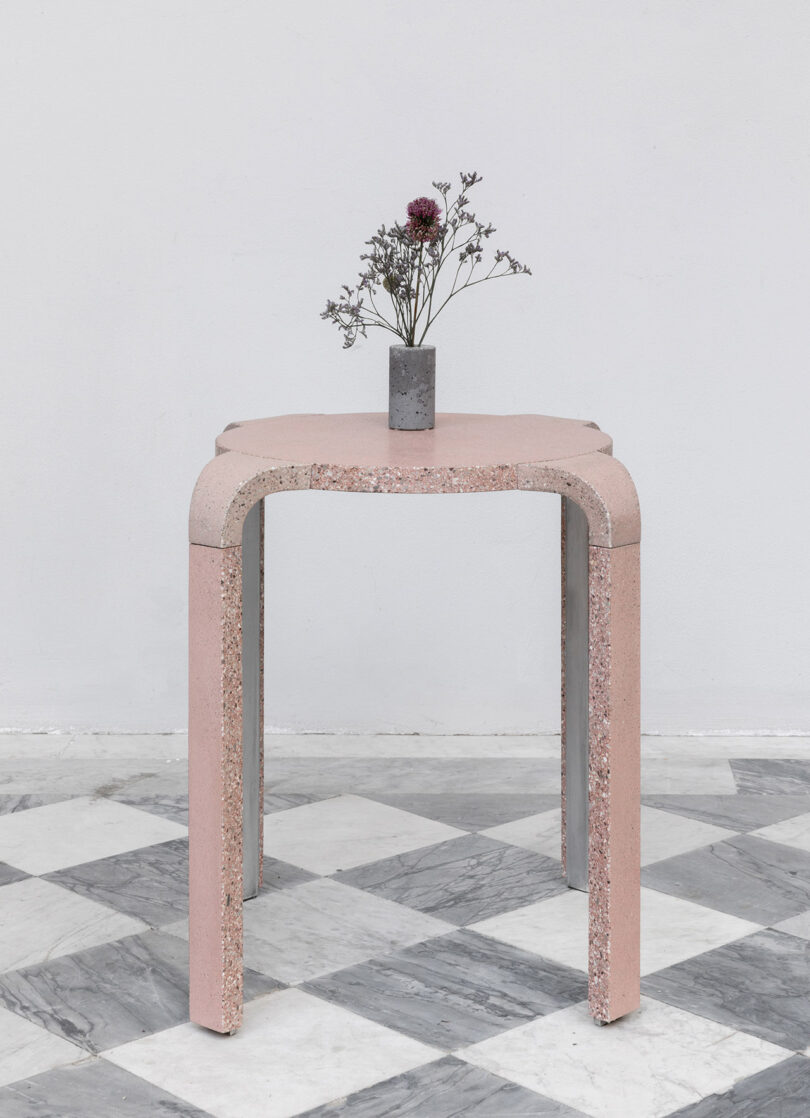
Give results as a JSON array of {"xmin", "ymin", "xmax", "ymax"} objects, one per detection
[
  {"xmin": 560, "ymin": 500, "xmax": 567, "ymax": 875},
  {"xmin": 563, "ymin": 497, "xmax": 590, "ymax": 891},
  {"xmin": 242, "ymin": 500, "xmax": 262, "ymax": 901},
  {"xmin": 258, "ymin": 499, "xmax": 265, "ymax": 888}
]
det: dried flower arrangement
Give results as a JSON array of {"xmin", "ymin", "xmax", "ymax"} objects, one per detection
[{"xmin": 322, "ymin": 171, "xmax": 531, "ymax": 349}]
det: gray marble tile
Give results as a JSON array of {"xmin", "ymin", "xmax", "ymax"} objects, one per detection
[
  {"xmin": 109, "ymin": 793, "xmax": 189, "ymax": 826},
  {"xmin": 0, "ymin": 1059, "xmax": 217, "ymax": 1117},
  {"xmin": 45, "ymin": 839, "xmax": 190, "ymax": 928},
  {"xmin": 0, "ymin": 862, "xmax": 28, "ymax": 887},
  {"xmin": 99, "ymin": 763, "xmax": 188, "ymax": 800},
  {"xmin": 298, "ymin": 1055, "xmax": 584, "ymax": 1116},
  {"xmin": 665, "ymin": 1053, "xmax": 810, "ymax": 1116},
  {"xmin": 46, "ymin": 832, "xmax": 316, "ymax": 932},
  {"xmin": 731, "ymin": 760, "xmax": 810, "ymax": 795},
  {"xmin": 642, "ymin": 794, "xmax": 810, "ymax": 833},
  {"xmin": 336, "ymin": 834, "xmax": 567, "ymax": 925},
  {"xmin": 304, "ymin": 929, "xmax": 587, "ymax": 1050},
  {"xmin": 641, "ymin": 834, "xmax": 810, "ymax": 924},
  {"xmin": 260, "ymin": 855, "xmax": 318, "ymax": 892},
  {"xmin": 0, "ymin": 930, "xmax": 279, "ymax": 1054},
  {"xmin": 266, "ymin": 758, "xmax": 561, "ymax": 796},
  {"xmin": 0, "ymin": 760, "xmax": 177, "ymax": 797},
  {"xmin": 365, "ymin": 794, "xmax": 560, "ymax": 832},
  {"xmin": 643, "ymin": 929, "xmax": 810, "ymax": 1051},
  {"xmin": 0, "ymin": 794, "xmax": 71, "ymax": 816}
]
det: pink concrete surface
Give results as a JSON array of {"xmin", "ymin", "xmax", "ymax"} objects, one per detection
[
  {"xmin": 216, "ymin": 412, "xmax": 612, "ymax": 465},
  {"xmin": 518, "ymin": 451, "xmax": 640, "ymax": 548},
  {"xmin": 188, "ymin": 412, "xmax": 641, "ymax": 1033},
  {"xmin": 190, "ymin": 452, "xmax": 310, "ymax": 548},
  {"xmin": 188, "ymin": 543, "xmax": 245, "ymax": 1033},
  {"xmin": 190, "ymin": 413, "xmax": 627, "ymax": 547},
  {"xmin": 587, "ymin": 543, "xmax": 641, "ymax": 1022}
]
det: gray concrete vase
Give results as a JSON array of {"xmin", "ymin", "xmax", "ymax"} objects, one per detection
[{"xmin": 388, "ymin": 345, "xmax": 436, "ymax": 430}]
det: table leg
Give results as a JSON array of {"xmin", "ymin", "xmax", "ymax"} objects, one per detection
[
  {"xmin": 587, "ymin": 542, "xmax": 641, "ymax": 1023},
  {"xmin": 561, "ymin": 497, "xmax": 589, "ymax": 891},
  {"xmin": 188, "ymin": 543, "xmax": 244, "ymax": 1034},
  {"xmin": 241, "ymin": 499, "xmax": 264, "ymax": 900}
]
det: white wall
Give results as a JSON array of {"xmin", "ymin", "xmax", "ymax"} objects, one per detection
[{"xmin": 2, "ymin": 1, "xmax": 809, "ymax": 733}]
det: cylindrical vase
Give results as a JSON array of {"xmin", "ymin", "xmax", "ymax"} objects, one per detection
[{"xmin": 388, "ymin": 345, "xmax": 436, "ymax": 430}]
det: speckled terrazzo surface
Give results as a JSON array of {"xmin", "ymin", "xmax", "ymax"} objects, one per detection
[
  {"xmin": 585, "ymin": 544, "xmax": 641, "ymax": 1022},
  {"xmin": 2, "ymin": 733, "xmax": 810, "ymax": 1117},
  {"xmin": 189, "ymin": 413, "xmax": 640, "ymax": 547}
]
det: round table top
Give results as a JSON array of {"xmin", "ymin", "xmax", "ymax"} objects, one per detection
[{"xmin": 216, "ymin": 412, "xmax": 612, "ymax": 468}]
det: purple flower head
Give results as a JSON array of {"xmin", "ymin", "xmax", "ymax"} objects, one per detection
[{"xmin": 405, "ymin": 196, "xmax": 442, "ymax": 243}]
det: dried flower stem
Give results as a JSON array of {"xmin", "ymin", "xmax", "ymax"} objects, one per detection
[{"xmin": 321, "ymin": 171, "xmax": 531, "ymax": 349}]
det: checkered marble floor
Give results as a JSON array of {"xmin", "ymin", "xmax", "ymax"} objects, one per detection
[{"xmin": 2, "ymin": 735, "xmax": 810, "ymax": 1116}]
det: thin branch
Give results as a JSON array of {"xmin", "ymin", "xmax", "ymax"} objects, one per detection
[
  {"xmin": 417, "ymin": 265, "xmax": 521, "ymax": 342},
  {"xmin": 324, "ymin": 171, "xmax": 530, "ymax": 351}
]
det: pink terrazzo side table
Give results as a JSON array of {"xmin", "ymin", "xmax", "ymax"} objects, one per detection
[{"xmin": 188, "ymin": 412, "xmax": 641, "ymax": 1034}]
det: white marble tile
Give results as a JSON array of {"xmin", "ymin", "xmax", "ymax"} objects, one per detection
[
  {"xmin": 266, "ymin": 758, "xmax": 562, "ymax": 796},
  {"xmin": 481, "ymin": 806, "xmax": 736, "ymax": 866},
  {"xmin": 0, "ymin": 734, "xmax": 75, "ymax": 759},
  {"xmin": 480, "ymin": 809, "xmax": 562, "ymax": 861},
  {"xmin": 638, "ymin": 806, "xmax": 737, "ymax": 864},
  {"xmin": 71, "ymin": 735, "xmax": 187, "ymax": 760},
  {"xmin": 265, "ymin": 734, "xmax": 562, "ymax": 758},
  {"xmin": 5, "ymin": 732, "xmax": 806, "ymax": 763},
  {"xmin": 0, "ymin": 797, "xmax": 187, "ymax": 874},
  {"xmin": 641, "ymin": 736, "xmax": 810, "ymax": 760},
  {"xmin": 750, "ymin": 812, "xmax": 810, "ymax": 853},
  {"xmin": 0, "ymin": 735, "xmax": 187, "ymax": 760},
  {"xmin": 0, "ymin": 759, "xmax": 182, "ymax": 796},
  {"xmin": 773, "ymin": 910, "xmax": 810, "ymax": 940},
  {"xmin": 470, "ymin": 887, "xmax": 761, "ymax": 977},
  {"xmin": 164, "ymin": 878, "xmax": 452, "ymax": 984},
  {"xmin": 0, "ymin": 1004, "xmax": 85, "ymax": 1087},
  {"xmin": 105, "ymin": 987, "xmax": 439, "ymax": 1118},
  {"xmin": 262, "ymin": 794, "xmax": 466, "ymax": 875},
  {"xmin": 641, "ymin": 758, "xmax": 737, "ymax": 795},
  {"xmin": 460, "ymin": 996, "xmax": 789, "ymax": 1118},
  {"xmin": 0, "ymin": 878, "xmax": 147, "ymax": 974},
  {"xmin": 637, "ymin": 892, "xmax": 762, "ymax": 973},
  {"xmin": 470, "ymin": 890, "xmax": 588, "ymax": 972}
]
